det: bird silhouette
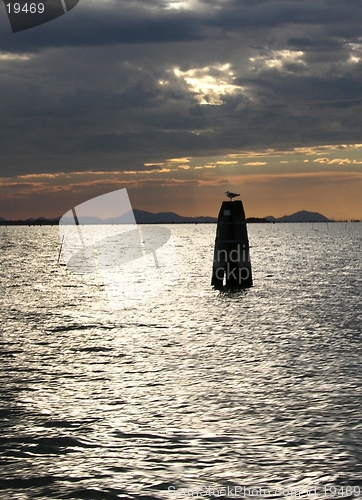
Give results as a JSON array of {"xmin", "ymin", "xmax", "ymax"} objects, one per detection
[{"xmin": 225, "ymin": 191, "xmax": 240, "ymax": 201}]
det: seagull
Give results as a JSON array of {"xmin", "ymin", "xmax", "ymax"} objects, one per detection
[{"xmin": 225, "ymin": 191, "xmax": 240, "ymax": 201}]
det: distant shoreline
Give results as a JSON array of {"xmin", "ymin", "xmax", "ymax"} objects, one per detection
[
  {"xmin": 0, "ymin": 219, "xmax": 360, "ymax": 226},
  {"xmin": 0, "ymin": 209, "xmax": 360, "ymax": 225}
]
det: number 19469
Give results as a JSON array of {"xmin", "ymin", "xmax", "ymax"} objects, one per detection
[
  {"xmin": 6, "ymin": 3, "xmax": 45, "ymax": 13},
  {"xmin": 325, "ymin": 485, "xmax": 361, "ymax": 497}
]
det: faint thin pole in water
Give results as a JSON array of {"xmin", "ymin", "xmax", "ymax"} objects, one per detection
[{"xmin": 57, "ymin": 235, "xmax": 65, "ymax": 264}]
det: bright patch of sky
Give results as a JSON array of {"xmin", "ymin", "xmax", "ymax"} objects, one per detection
[
  {"xmin": 249, "ymin": 50, "xmax": 305, "ymax": 72},
  {"xmin": 346, "ymin": 42, "xmax": 362, "ymax": 63},
  {"xmin": 0, "ymin": 52, "xmax": 31, "ymax": 61},
  {"xmin": 172, "ymin": 64, "xmax": 244, "ymax": 105},
  {"xmin": 164, "ymin": 0, "xmax": 203, "ymax": 10}
]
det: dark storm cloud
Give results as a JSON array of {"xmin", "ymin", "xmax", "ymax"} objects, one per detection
[
  {"xmin": 2, "ymin": 0, "xmax": 362, "ymax": 176},
  {"xmin": 2, "ymin": 0, "xmax": 362, "ymax": 52},
  {"xmin": 287, "ymin": 38, "xmax": 343, "ymax": 50},
  {"xmin": 207, "ymin": 1, "xmax": 359, "ymax": 29},
  {"xmin": 0, "ymin": 3, "xmax": 205, "ymax": 52}
]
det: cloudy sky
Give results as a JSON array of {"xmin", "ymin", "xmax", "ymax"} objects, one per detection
[{"xmin": 1, "ymin": 0, "xmax": 362, "ymax": 220}]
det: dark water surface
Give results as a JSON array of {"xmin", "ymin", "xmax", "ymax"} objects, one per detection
[{"xmin": 1, "ymin": 224, "xmax": 362, "ymax": 499}]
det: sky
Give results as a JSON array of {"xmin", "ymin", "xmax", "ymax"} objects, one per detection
[{"xmin": 1, "ymin": 0, "xmax": 362, "ymax": 220}]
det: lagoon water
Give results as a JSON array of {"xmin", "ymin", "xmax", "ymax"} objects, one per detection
[{"xmin": 1, "ymin": 223, "xmax": 362, "ymax": 499}]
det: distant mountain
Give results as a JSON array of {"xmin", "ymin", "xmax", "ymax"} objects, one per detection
[
  {"xmin": 57, "ymin": 210, "xmax": 218, "ymax": 224},
  {"xmin": 0, "ymin": 210, "xmax": 218, "ymax": 225},
  {"xmin": 265, "ymin": 210, "xmax": 331, "ymax": 222},
  {"xmin": 133, "ymin": 209, "xmax": 216, "ymax": 223},
  {"xmin": 36, "ymin": 216, "xmax": 60, "ymax": 221},
  {"xmin": 0, "ymin": 209, "xmax": 332, "ymax": 224},
  {"xmin": 59, "ymin": 215, "xmax": 116, "ymax": 224}
]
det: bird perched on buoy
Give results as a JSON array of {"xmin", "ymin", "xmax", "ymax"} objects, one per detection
[{"xmin": 225, "ymin": 191, "xmax": 240, "ymax": 201}]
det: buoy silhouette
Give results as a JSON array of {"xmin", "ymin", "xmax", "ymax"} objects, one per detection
[{"xmin": 211, "ymin": 198, "xmax": 252, "ymax": 289}]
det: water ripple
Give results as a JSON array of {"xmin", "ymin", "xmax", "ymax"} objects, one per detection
[{"xmin": 1, "ymin": 225, "xmax": 362, "ymax": 499}]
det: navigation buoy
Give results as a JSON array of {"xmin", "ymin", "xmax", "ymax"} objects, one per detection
[{"xmin": 211, "ymin": 200, "xmax": 252, "ymax": 289}]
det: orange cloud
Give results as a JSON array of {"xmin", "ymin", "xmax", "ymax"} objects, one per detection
[{"xmin": 243, "ymin": 161, "xmax": 267, "ymax": 166}]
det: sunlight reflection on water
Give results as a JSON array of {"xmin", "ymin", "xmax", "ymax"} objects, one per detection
[{"xmin": 1, "ymin": 223, "xmax": 362, "ymax": 499}]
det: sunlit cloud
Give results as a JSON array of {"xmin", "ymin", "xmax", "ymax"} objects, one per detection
[
  {"xmin": 167, "ymin": 157, "xmax": 190, "ymax": 163},
  {"xmin": 17, "ymin": 173, "xmax": 60, "ymax": 179},
  {"xmin": 249, "ymin": 50, "xmax": 305, "ymax": 72},
  {"xmin": 143, "ymin": 167, "xmax": 175, "ymax": 175},
  {"xmin": 0, "ymin": 52, "xmax": 32, "ymax": 61},
  {"xmin": 228, "ymin": 144, "xmax": 362, "ymax": 158},
  {"xmin": 328, "ymin": 159, "xmax": 351, "ymax": 164},
  {"xmin": 313, "ymin": 158, "xmax": 352, "ymax": 164},
  {"xmin": 222, "ymin": 170, "xmax": 362, "ymax": 187},
  {"xmin": 16, "ymin": 171, "xmax": 123, "ymax": 180},
  {"xmin": 144, "ymin": 162, "xmax": 167, "ymax": 167},
  {"xmin": 173, "ymin": 64, "xmax": 245, "ymax": 105},
  {"xmin": 216, "ymin": 161, "xmax": 238, "ymax": 165},
  {"xmin": 244, "ymin": 162, "xmax": 267, "ymax": 166},
  {"xmin": 164, "ymin": 0, "xmax": 203, "ymax": 10},
  {"xmin": 313, "ymin": 158, "xmax": 330, "ymax": 163},
  {"xmin": 344, "ymin": 42, "xmax": 362, "ymax": 64}
]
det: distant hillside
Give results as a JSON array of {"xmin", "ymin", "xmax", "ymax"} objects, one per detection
[
  {"xmin": 265, "ymin": 210, "xmax": 331, "ymax": 222},
  {"xmin": 0, "ymin": 209, "xmax": 332, "ymax": 225},
  {"xmin": 0, "ymin": 210, "xmax": 218, "ymax": 225},
  {"xmin": 59, "ymin": 210, "xmax": 218, "ymax": 224},
  {"xmin": 246, "ymin": 217, "xmax": 270, "ymax": 223},
  {"xmin": 133, "ymin": 209, "xmax": 217, "ymax": 223},
  {"xmin": 0, "ymin": 216, "xmax": 60, "ymax": 225}
]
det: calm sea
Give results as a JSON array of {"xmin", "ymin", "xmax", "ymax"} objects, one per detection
[{"xmin": 1, "ymin": 223, "xmax": 362, "ymax": 500}]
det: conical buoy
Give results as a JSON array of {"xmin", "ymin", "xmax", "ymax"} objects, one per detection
[{"xmin": 211, "ymin": 200, "xmax": 252, "ymax": 289}]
